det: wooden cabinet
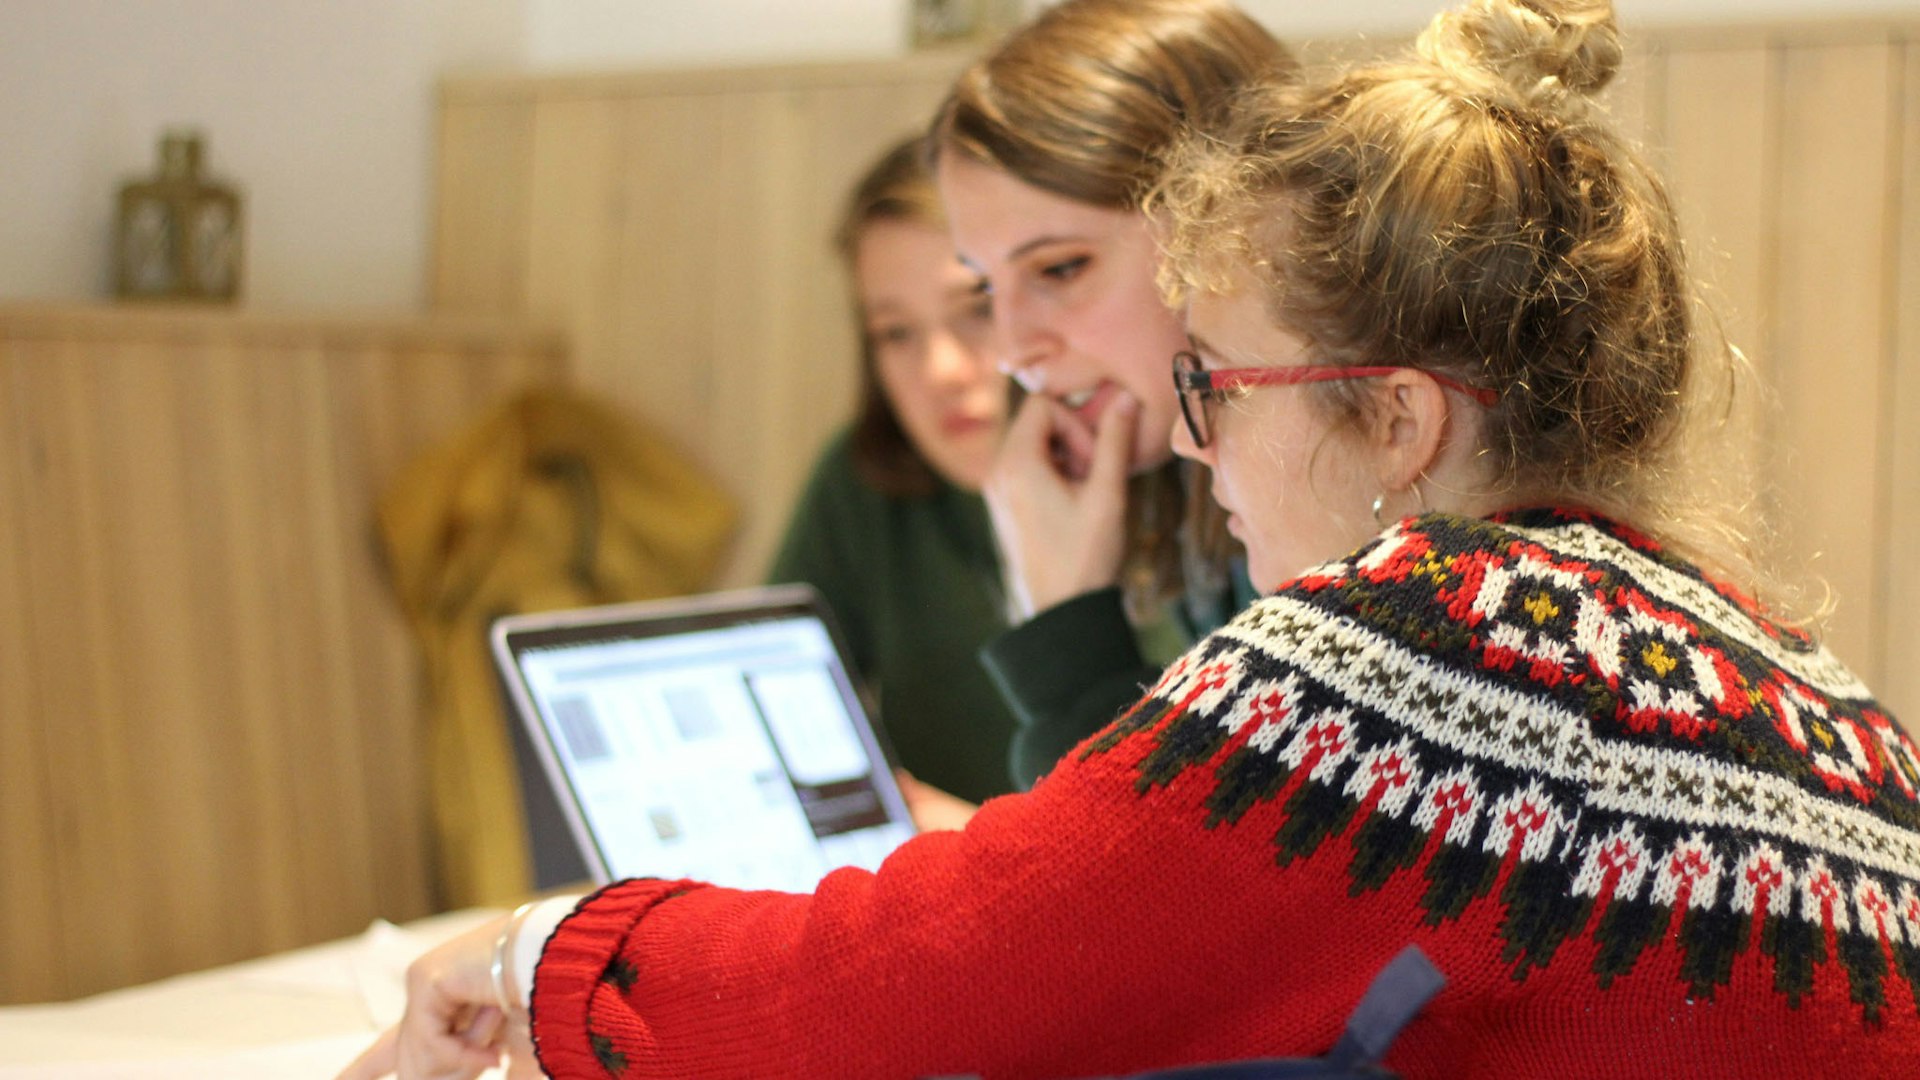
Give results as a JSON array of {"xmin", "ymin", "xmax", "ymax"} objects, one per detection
[{"xmin": 0, "ymin": 304, "xmax": 566, "ymax": 1004}]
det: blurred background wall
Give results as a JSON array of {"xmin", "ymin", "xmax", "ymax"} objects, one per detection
[{"xmin": 4, "ymin": 0, "xmax": 1919, "ymax": 311}]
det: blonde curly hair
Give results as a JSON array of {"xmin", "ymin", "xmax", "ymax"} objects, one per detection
[{"xmin": 1152, "ymin": 0, "xmax": 1776, "ymax": 603}]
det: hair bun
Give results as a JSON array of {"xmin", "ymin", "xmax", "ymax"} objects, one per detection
[{"xmin": 1419, "ymin": 0, "xmax": 1621, "ymax": 108}]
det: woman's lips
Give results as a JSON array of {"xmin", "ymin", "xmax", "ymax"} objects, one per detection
[{"xmin": 941, "ymin": 413, "xmax": 996, "ymax": 437}]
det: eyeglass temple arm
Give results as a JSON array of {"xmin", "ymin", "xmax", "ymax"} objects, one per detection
[{"xmin": 1184, "ymin": 363, "xmax": 1499, "ymax": 407}]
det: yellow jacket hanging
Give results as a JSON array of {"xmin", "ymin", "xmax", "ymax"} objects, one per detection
[{"xmin": 378, "ymin": 388, "xmax": 736, "ymax": 907}]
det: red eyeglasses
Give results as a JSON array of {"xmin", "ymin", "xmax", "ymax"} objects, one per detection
[{"xmin": 1172, "ymin": 350, "xmax": 1499, "ymax": 448}]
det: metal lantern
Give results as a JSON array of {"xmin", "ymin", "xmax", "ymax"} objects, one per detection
[{"xmin": 114, "ymin": 131, "xmax": 243, "ymax": 302}]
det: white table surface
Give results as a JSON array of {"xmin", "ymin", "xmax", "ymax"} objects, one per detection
[{"xmin": 0, "ymin": 909, "xmax": 505, "ymax": 1079}]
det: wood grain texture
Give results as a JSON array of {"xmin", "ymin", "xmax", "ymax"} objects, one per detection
[
  {"xmin": 0, "ymin": 305, "xmax": 567, "ymax": 1004},
  {"xmin": 1883, "ymin": 43, "xmax": 1920, "ymax": 725},
  {"xmin": 613, "ymin": 92, "xmax": 730, "ymax": 473},
  {"xmin": 1768, "ymin": 41, "xmax": 1900, "ymax": 684},
  {"xmin": 1659, "ymin": 44, "xmax": 1776, "ymax": 617},
  {"xmin": 1662, "ymin": 46, "xmax": 1774, "ymax": 384},
  {"xmin": 432, "ymin": 98, "xmax": 536, "ymax": 312},
  {"xmin": 0, "ymin": 346, "xmax": 62, "ymax": 1001}
]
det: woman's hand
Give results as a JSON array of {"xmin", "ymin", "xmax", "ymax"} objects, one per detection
[
  {"xmin": 983, "ymin": 390, "xmax": 1138, "ymax": 617},
  {"xmin": 336, "ymin": 914, "xmax": 539, "ymax": 1080},
  {"xmin": 896, "ymin": 770, "xmax": 980, "ymax": 832}
]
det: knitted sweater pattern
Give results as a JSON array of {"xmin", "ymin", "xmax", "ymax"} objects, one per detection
[
  {"xmin": 1092, "ymin": 508, "xmax": 1920, "ymax": 1016},
  {"xmin": 530, "ymin": 508, "xmax": 1920, "ymax": 1078}
]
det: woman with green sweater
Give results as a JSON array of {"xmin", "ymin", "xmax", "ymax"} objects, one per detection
[{"xmin": 768, "ymin": 136, "xmax": 1015, "ymax": 820}]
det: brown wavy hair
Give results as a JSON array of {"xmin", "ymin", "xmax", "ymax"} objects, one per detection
[
  {"xmin": 930, "ymin": 0, "xmax": 1297, "ymax": 618},
  {"xmin": 1152, "ymin": 0, "xmax": 1771, "ymax": 599}
]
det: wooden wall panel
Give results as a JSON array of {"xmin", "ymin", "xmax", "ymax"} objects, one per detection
[
  {"xmin": 432, "ymin": 99, "xmax": 535, "ymax": 312},
  {"xmin": 705, "ymin": 89, "xmax": 814, "ymax": 583},
  {"xmin": 1660, "ymin": 45, "xmax": 1776, "ymax": 605},
  {"xmin": 100, "ymin": 349, "xmax": 235, "ymax": 979},
  {"xmin": 525, "ymin": 97, "xmax": 628, "ymax": 391},
  {"xmin": 174, "ymin": 346, "xmax": 306, "ymax": 950},
  {"xmin": 614, "ymin": 94, "xmax": 730, "ymax": 478},
  {"xmin": 1769, "ymin": 42, "xmax": 1901, "ymax": 686},
  {"xmin": 1663, "ymin": 46, "xmax": 1773, "ymax": 376},
  {"xmin": 0, "ymin": 307, "xmax": 568, "ymax": 1004},
  {"xmin": 260, "ymin": 344, "xmax": 383, "ymax": 931},
  {"xmin": 9, "ymin": 341, "xmax": 147, "ymax": 996},
  {"xmin": 0, "ymin": 351, "xmax": 64, "ymax": 1002},
  {"xmin": 1885, "ymin": 43, "xmax": 1920, "ymax": 725}
]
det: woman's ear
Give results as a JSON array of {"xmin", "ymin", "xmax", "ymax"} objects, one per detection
[{"xmin": 1371, "ymin": 369, "xmax": 1451, "ymax": 493}]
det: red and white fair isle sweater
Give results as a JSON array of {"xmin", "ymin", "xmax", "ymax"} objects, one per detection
[{"xmin": 528, "ymin": 509, "xmax": 1920, "ymax": 1079}]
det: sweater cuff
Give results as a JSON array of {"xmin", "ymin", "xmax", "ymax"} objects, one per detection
[
  {"xmin": 979, "ymin": 587, "xmax": 1144, "ymax": 722},
  {"xmin": 512, "ymin": 896, "xmax": 578, "ymax": 1009},
  {"xmin": 529, "ymin": 879, "xmax": 707, "ymax": 1078}
]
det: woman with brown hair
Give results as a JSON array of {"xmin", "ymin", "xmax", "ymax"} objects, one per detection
[
  {"xmin": 932, "ymin": 0, "xmax": 1297, "ymax": 788},
  {"xmin": 767, "ymin": 134, "xmax": 1016, "ymax": 817},
  {"xmin": 348, "ymin": 0, "xmax": 1920, "ymax": 1075}
]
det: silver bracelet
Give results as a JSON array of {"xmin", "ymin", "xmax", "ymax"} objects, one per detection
[{"xmin": 489, "ymin": 901, "xmax": 540, "ymax": 1019}]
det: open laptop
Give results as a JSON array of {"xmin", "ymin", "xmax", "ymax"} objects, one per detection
[{"xmin": 490, "ymin": 585, "xmax": 917, "ymax": 893}]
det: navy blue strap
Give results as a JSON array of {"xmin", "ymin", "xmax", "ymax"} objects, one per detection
[{"xmin": 1323, "ymin": 945, "xmax": 1446, "ymax": 1071}]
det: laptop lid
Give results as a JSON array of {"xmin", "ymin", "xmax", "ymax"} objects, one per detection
[{"xmin": 490, "ymin": 584, "xmax": 917, "ymax": 892}]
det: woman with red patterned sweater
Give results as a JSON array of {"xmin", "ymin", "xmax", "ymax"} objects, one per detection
[{"xmin": 343, "ymin": 0, "xmax": 1920, "ymax": 1076}]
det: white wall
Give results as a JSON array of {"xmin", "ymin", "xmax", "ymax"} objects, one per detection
[
  {"xmin": 518, "ymin": 0, "xmax": 1920, "ymax": 65},
  {"xmin": 524, "ymin": 0, "xmax": 906, "ymax": 69},
  {"xmin": 0, "ymin": 0, "xmax": 523, "ymax": 311},
  {"xmin": 3, "ymin": 0, "xmax": 1917, "ymax": 313}
]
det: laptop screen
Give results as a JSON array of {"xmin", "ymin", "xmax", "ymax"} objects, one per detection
[{"xmin": 496, "ymin": 588, "xmax": 917, "ymax": 893}]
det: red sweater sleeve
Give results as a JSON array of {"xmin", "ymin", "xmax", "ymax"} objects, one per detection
[{"xmin": 524, "ymin": 728, "xmax": 1356, "ymax": 1080}]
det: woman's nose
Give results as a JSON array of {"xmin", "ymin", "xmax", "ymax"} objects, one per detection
[
  {"xmin": 990, "ymin": 288, "xmax": 1052, "ymax": 383},
  {"xmin": 925, "ymin": 331, "xmax": 987, "ymax": 388}
]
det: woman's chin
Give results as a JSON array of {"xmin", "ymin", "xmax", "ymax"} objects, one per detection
[
  {"xmin": 1245, "ymin": 549, "xmax": 1291, "ymax": 596},
  {"xmin": 949, "ymin": 448, "xmax": 1004, "ymax": 491}
]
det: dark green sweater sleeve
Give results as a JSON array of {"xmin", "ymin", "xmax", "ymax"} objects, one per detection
[
  {"xmin": 767, "ymin": 436, "xmax": 877, "ymax": 682},
  {"xmin": 980, "ymin": 587, "xmax": 1155, "ymax": 789}
]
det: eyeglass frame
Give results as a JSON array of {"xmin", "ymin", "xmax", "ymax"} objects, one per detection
[{"xmin": 1171, "ymin": 349, "xmax": 1500, "ymax": 449}]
